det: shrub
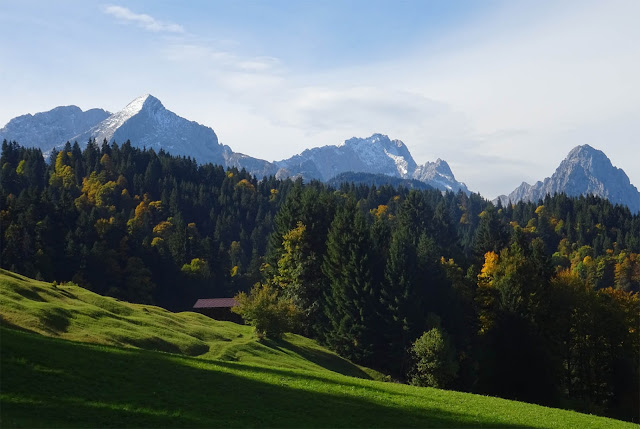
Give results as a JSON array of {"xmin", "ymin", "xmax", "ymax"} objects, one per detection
[
  {"xmin": 409, "ymin": 327, "xmax": 458, "ymax": 389},
  {"xmin": 232, "ymin": 283, "xmax": 299, "ymax": 339}
]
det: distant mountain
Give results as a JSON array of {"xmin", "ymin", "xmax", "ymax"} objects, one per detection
[
  {"xmin": 276, "ymin": 134, "xmax": 416, "ymax": 181},
  {"xmin": 71, "ymin": 94, "xmax": 229, "ymax": 166},
  {"xmin": 1, "ymin": 95, "xmax": 274, "ymax": 175},
  {"xmin": 327, "ymin": 172, "xmax": 433, "ymax": 190},
  {"xmin": 0, "ymin": 105, "xmax": 110, "ymax": 153},
  {"xmin": 276, "ymin": 133, "xmax": 469, "ymax": 193},
  {"xmin": 0, "ymin": 95, "xmax": 469, "ymax": 192},
  {"xmin": 413, "ymin": 158, "xmax": 464, "ymax": 193},
  {"xmin": 496, "ymin": 145, "xmax": 640, "ymax": 213}
]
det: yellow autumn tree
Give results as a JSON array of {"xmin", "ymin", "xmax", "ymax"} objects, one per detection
[
  {"xmin": 370, "ymin": 204, "xmax": 389, "ymax": 219},
  {"xmin": 235, "ymin": 179, "xmax": 256, "ymax": 192},
  {"xmin": 152, "ymin": 220, "xmax": 174, "ymax": 238},
  {"xmin": 126, "ymin": 196, "xmax": 163, "ymax": 232},
  {"xmin": 477, "ymin": 251, "xmax": 500, "ymax": 334},
  {"xmin": 49, "ymin": 151, "xmax": 76, "ymax": 189},
  {"xmin": 181, "ymin": 258, "xmax": 210, "ymax": 278}
]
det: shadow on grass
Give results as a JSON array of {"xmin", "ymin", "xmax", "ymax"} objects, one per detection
[
  {"xmin": 37, "ymin": 307, "xmax": 72, "ymax": 333},
  {"xmin": 1, "ymin": 396, "xmax": 203, "ymax": 429},
  {"xmin": 204, "ymin": 356, "xmax": 436, "ymax": 402},
  {"xmin": 0, "ymin": 269, "xmax": 28, "ymax": 281},
  {"xmin": 120, "ymin": 335, "xmax": 183, "ymax": 354},
  {"xmin": 56, "ymin": 288, "xmax": 79, "ymax": 300},
  {"xmin": 14, "ymin": 287, "xmax": 46, "ymax": 302},
  {"xmin": 1, "ymin": 327, "xmax": 534, "ymax": 428},
  {"xmin": 0, "ymin": 315, "xmax": 39, "ymax": 334},
  {"xmin": 261, "ymin": 337, "xmax": 373, "ymax": 379}
]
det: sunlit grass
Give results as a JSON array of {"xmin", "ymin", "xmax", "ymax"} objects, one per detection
[
  {"xmin": 0, "ymin": 269, "xmax": 376, "ymax": 378},
  {"xmin": 0, "ymin": 269, "xmax": 634, "ymax": 428}
]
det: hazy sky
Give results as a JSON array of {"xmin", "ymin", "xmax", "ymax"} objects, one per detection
[{"xmin": 1, "ymin": 0, "xmax": 638, "ymax": 198}]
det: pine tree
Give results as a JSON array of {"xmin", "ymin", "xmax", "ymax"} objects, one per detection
[
  {"xmin": 379, "ymin": 221, "xmax": 418, "ymax": 375},
  {"xmin": 322, "ymin": 200, "xmax": 379, "ymax": 364}
]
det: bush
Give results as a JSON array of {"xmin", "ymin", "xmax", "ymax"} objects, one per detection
[
  {"xmin": 232, "ymin": 283, "xmax": 299, "ymax": 339},
  {"xmin": 409, "ymin": 327, "xmax": 458, "ymax": 389}
]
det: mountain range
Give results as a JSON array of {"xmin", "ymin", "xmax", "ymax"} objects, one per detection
[
  {"xmin": 0, "ymin": 95, "xmax": 467, "ymax": 193},
  {"xmin": 2, "ymin": 94, "xmax": 638, "ymax": 212}
]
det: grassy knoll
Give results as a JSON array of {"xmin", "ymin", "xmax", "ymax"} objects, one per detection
[{"xmin": 0, "ymin": 269, "xmax": 634, "ymax": 428}]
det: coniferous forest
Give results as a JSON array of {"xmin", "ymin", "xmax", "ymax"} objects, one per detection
[{"xmin": 1, "ymin": 139, "xmax": 639, "ymax": 421}]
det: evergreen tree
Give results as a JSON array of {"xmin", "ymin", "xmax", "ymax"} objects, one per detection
[{"xmin": 322, "ymin": 200, "xmax": 379, "ymax": 364}]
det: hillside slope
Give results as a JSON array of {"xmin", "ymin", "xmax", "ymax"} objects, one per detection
[
  {"xmin": 0, "ymin": 269, "xmax": 634, "ymax": 428},
  {"xmin": 0, "ymin": 269, "xmax": 374, "ymax": 377}
]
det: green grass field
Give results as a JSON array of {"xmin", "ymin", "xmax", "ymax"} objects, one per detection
[{"xmin": 0, "ymin": 269, "xmax": 634, "ymax": 428}]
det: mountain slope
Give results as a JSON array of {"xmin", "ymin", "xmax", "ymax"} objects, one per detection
[
  {"xmin": 496, "ymin": 145, "xmax": 640, "ymax": 212},
  {"xmin": 71, "ymin": 94, "xmax": 230, "ymax": 167},
  {"xmin": 78, "ymin": 94, "xmax": 277, "ymax": 176},
  {"xmin": 0, "ymin": 105, "xmax": 109, "ymax": 153}
]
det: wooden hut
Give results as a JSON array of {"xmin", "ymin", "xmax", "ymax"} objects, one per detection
[{"xmin": 193, "ymin": 298, "xmax": 242, "ymax": 323}]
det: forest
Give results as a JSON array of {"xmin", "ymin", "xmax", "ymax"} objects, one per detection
[{"xmin": 1, "ymin": 139, "xmax": 638, "ymax": 421}]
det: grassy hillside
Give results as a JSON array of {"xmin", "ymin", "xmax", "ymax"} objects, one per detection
[
  {"xmin": 0, "ymin": 269, "xmax": 377, "ymax": 378},
  {"xmin": 0, "ymin": 269, "xmax": 635, "ymax": 428}
]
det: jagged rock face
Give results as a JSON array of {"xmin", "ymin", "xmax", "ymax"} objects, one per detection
[
  {"xmin": 412, "ymin": 158, "xmax": 468, "ymax": 193},
  {"xmin": 0, "ymin": 105, "xmax": 109, "ymax": 152},
  {"xmin": 71, "ymin": 95, "xmax": 228, "ymax": 165},
  {"xmin": 497, "ymin": 145, "xmax": 640, "ymax": 213},
  {"xmin": 275, "ymin": 133, "xmax": 469, "ymax": 193},
  {"xmin": 276, "ymin": 134, "xmax": 416, "ymax": 181}
]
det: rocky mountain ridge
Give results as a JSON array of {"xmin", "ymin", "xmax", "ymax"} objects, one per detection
[
  {"xmin": 275, "ymin": 133, "xmax": 469, "ymax": 193},
  {"xmin": 0, "ymin": 105, "xmax": 109, "ymax": 152},
  {"xmin": 496, "ymin": 145, "xmax": 640, "ymax": 213}
]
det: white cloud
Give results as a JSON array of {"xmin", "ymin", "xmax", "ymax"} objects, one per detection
[
  {"xmin": 102, "ymin": 5, "xmax": 184, "ymax": 34},
  {"xmin": 163, "ymin": 42, "xmax": 281, "ymax": 75}
]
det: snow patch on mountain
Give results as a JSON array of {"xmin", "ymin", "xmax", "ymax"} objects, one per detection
[
  {"xmin": 86, "ymin": 94, "xmax": 154, "ymax": 139},
  {"xmin": 385, "ymin": 150, "xmax": 410, "ymax": 176}
]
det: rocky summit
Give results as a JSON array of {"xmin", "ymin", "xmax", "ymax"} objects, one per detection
[{"xmin": 496, "ymin": 145, "xmax": 640, "ymax": 213}]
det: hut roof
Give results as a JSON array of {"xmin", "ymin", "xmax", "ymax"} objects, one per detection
[{"xmin": 193, "ymin": 298, "xmax": 238, "ymax": 309}]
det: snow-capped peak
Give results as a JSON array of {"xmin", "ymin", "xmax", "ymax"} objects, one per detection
[
  {"xmin": 84, "ymin": 94, "xmax": 167, "ymax": 140},
  {"xmin": 121, "ymin": 94, "xmax": 162, "ymax": 117}
]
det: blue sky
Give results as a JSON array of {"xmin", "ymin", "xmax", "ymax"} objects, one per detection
[{"xmin": 1, "ymin": 0, "xmax": 638, "ymax": 198}]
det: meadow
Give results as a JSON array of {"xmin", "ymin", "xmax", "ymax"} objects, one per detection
[{"xmin": 0, "ymin": 269, "xmax": 634, "ymax": 428}]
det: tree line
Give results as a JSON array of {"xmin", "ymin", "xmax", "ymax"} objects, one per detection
[{"xmin": 1, "ymin": 139, "xmax": 638, "ymax": 421}]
